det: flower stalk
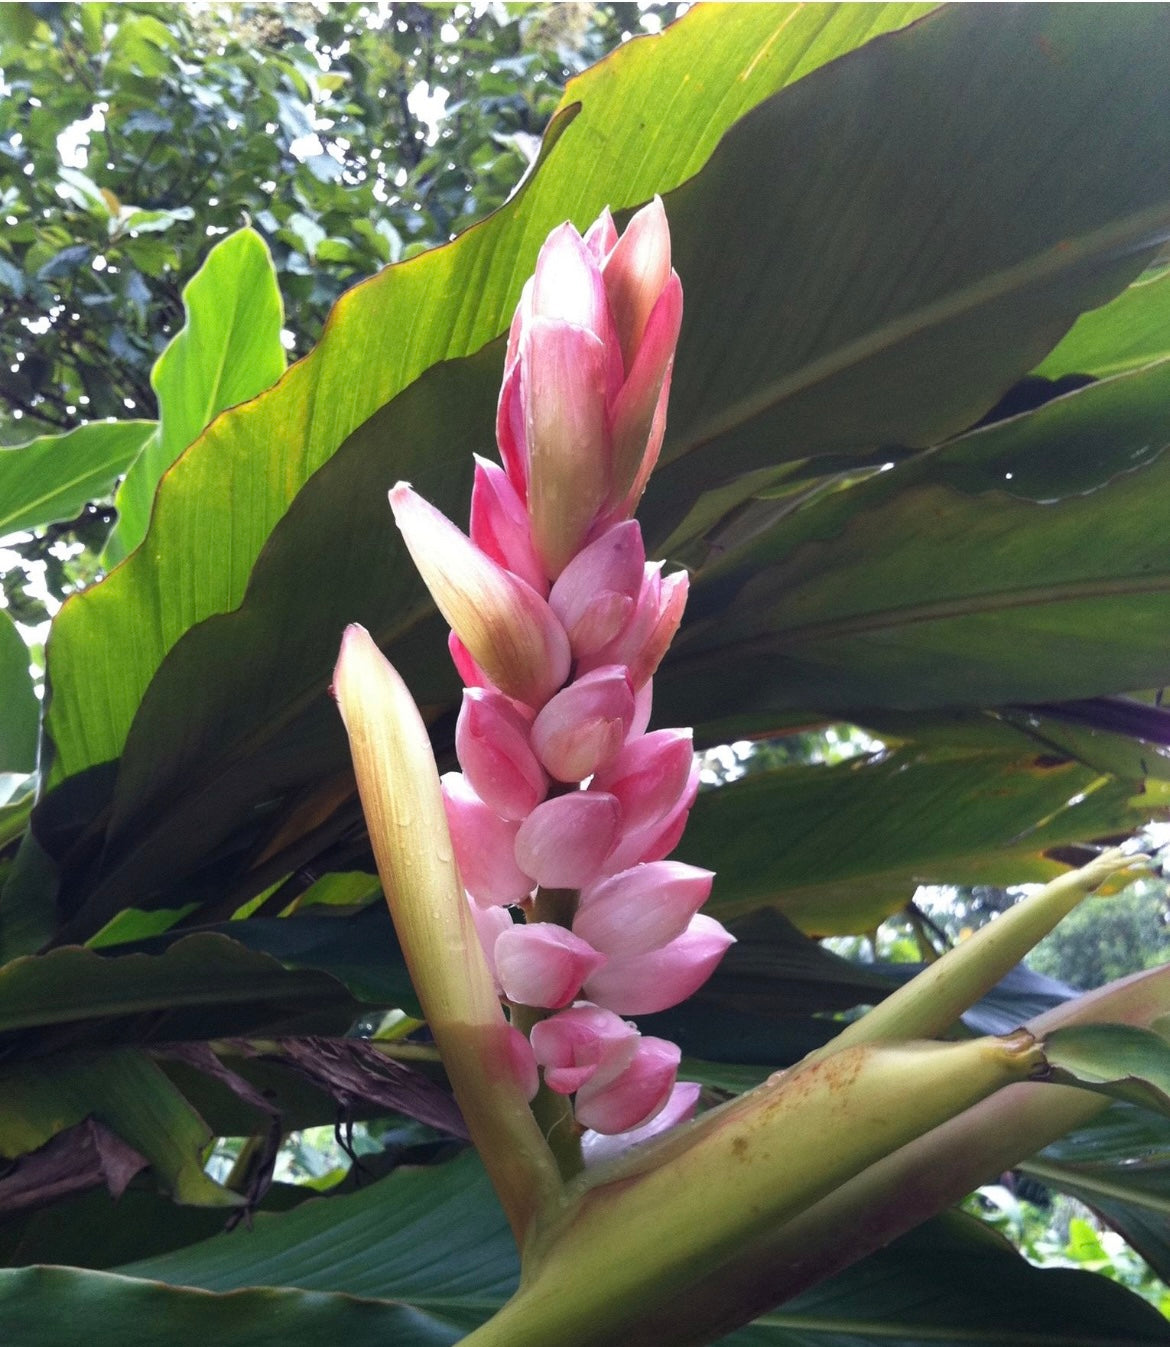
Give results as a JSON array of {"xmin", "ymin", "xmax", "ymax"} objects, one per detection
[
  {"xmin": 464, "ymin": 1032, "xmax": 1046, "ymax": 1347},
  {"xmin": 332, "ymin": 625, "xmax": 561, "ymax": 1240}
]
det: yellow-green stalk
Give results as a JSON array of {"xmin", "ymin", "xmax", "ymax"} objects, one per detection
[
  {"xmin": 819, "ymin": 847, "xmax": 1136, "ymax": 1057},
  {"xmin": 463, "ymin": 1032, "xmax": 1044, "ymax": 1347},
  {"xmin": 593, "ymin": 962, "xmax": 1170, "ymax": 1346},
  {"xmin": 333, "ymin": 624, "xmax": 561, "ymax": 1241}
]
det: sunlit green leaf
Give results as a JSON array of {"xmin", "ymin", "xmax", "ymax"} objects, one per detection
[
  {"xmin": 0, "ymin": 611, "xmax": 36, "ymax": 775},
  {"xmin": 0, "ymin": 420, "xmax": 154, "ymax": 536},
  {"xmin": 104, "ymin": 229, "xmax": 286, "ymax": 565}
]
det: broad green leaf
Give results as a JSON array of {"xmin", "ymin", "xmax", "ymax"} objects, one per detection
[
  {"xmin": 1045, "ymin": 1024, "xmax": 1170, "ymax": 1119},
  {"xmin": 0, "ymin": 1181, "xmax": 250, "ymax": 1270},
  {"xmin": 40, "ymin": 3, "xmax": 934, "ymax": 785},
  {"xmin": 0, "ymin": 933, "xmax": 372, "ymax": 1044},
  {"xmin": 1026, "ymin": 1104, "xmax": 1170, "ymax": 1284},
  {"xmin": 640, "ymin": 5, "xmax": 1170, "ymax": 547},
  {"xmin": 106, "ymin": 1153, "xmax": 1170, "ymax": 1347},
  {"xmin": 0, "ymin": 420, "xmax": 154, "ymax": 535},
  {"xmin": 0, "ymin": 1266, "xmax": 461, "ymax": 1347},
  {"xmin": 0, "ymin": 610, "xmax": 36, "ymax": 774},
  {"xmin": 676, "ymin": 751, "xmax": 1142, "ymax": 933},
  {"xmin": 722, "ymin": 1209, "xmax": 1170, "ymax": 1345},
  {"xmin": 0, "ymin": 1048, "xmax": 238, "ymax": 1207},
  {"xmin": 657, "ymin": 423, "xmax": 1170, "ymax": 742},
  {"xmin": 1036, "ymin": 267, "xmax": 1170, "ymax": 381},
  {"xmin": 118, "ymin": 1149, "xmax": 512, "ymax": 1304},
  {"xmin": 104, "ymin": 228, "xmax": 286, "ymax": 565}
]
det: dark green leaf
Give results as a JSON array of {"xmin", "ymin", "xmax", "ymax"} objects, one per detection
[
  {"xmin": 1026, "ymin": 1104, "xmax": 1170, "ymax": 1285},
  {"xmin": 723, "ymin": 1209, "xmax": 1170, "ymax": 1345},
  {"xmin": 677, "ymin": 752, "xmax": 1141, "ymax": 933},
  {"xmin": 0, "ymin": 933, "xmax": 374, "ymax": 1044}
]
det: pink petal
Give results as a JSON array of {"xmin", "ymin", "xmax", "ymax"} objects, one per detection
[
  {"xmin": 467, "ymin": 898, "xmax": 514, "ymax": 987},
  {"xmin": 391, "ymin": 484, "xmax": 570, "ymax": 707},
  {"xmin": 607, "ymin": 272, "xmax": 683, "ymax": 510},
  {"xmin": 530, "ymin": 666, "xmax": 635, "ymax": 783},
  {"xmin": 456, "ymin": 687, "xmax": 548, "ymax": 821},
  {"xmin": 613, "ymin": 355, "xmax": 674, "ymax": 522},
  {"xmin": 592, "ymin": 728, "xmax": 695, "ymax": 835},
  {"xmin": 469, "ymin": 456, "xmax": 548, "ymax": 595},
  {"xmin": 602, "ymin": 196, "xmax": 673, "ymax": 372},
  {"xmin": 503, "ymin": 277, "xmax": 532, "ymax": 374},
  {"xmin": 505, "ymin": 1022, "xmax": 541, "ymax": 1102},
  {"xmin": 441, "ymin": 772, "xmax": 535, "ymax": 907},
  {"xmin": 574, "ymin": 861, "xmax": 714, "ymax": 957},
  {"xmin": 495, "ymin": 355, "xmax": 529, "ymax": 499},
  {"xmin": 513, "ymin": 791, "xmax": 621, "ymax": 889},
  {"xmin": 581, "ymin": 562, "xmax": 688, "ymax": 690},
  {"xmin": 448, "ymin": 632, "xmax": 486, "ymax": 689},
  {"xmin": 530, "ymin": 1003, "xmax": 638, "ymax": 1095},
  {"xmin": 600, "ymin": 758, "xmax": 701, "ymax": 876},
  {"xmin": 523, "ymin": 318, "xmax": 611, "ymax": 578},
  {"xmin": 494, "ymin": 923, "xmax": 607, "ymax": 1010},
  {"xmin": 548, "ymin": 520, "xmax": 645, "ymax": 658},
  {"xmin": 532, "ymin": 222, "xmax": 609, "ymax": 334},
  {"xmin": 584, "ymin": 912, "xmax": 734, "ymax": 1015},
  {"xmin": 581, "ymin": 1081, "xmax": 701, "ymax": 1165},
  {"xmin": 583, "ymin": 207, "xmax": 618, "ymax": 265},
  {"xmin": 574, "ymin": 1035, "xmax": 681, "ymax": 1134},
  {"xmin": 628, "ymin": 677, "xmax": 654, "ymax": 740}
]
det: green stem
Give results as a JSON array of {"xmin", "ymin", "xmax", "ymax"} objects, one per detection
[{"xmin": 512, "ymin": 1001, "xmax": 585, "ymax": 1182}]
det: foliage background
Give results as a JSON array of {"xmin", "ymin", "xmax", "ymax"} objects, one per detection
[{"xmin": 5, "ymin": 3, "xmax": 1170, "ymax": 1342}]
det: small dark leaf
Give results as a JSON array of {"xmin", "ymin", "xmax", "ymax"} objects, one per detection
[{"xmin": 0, "ymin": 1118, "xmax": 147, "ymax": 1217}]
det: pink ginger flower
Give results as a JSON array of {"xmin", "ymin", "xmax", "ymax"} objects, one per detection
[
  {"xmin": 391, "ymin": 199, "xmax": 731, "ymax": 1157},
  {"xmin": 496, "ymin": 197, "xmax": 684, "ymax": 578}
]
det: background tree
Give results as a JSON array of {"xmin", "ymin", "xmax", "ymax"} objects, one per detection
[{"xmin": 0, "ymin": 0, "xmax": 658, "ymax": 439}]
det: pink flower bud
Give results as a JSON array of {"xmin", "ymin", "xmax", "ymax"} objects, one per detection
[
  {"xmin": 531, "ymin": 666, "xmax": 635, "ymax": 783},
  {"xmin": 533, "ymin": 223, "xmax": 616, "ymax": 339},
  {"xmin": 629, "ymin": 677, "xmax": 654, "ymax": 740},
  {"xmin": 467, "ymin": 898, "xmax": 514, "ymax": 988},
  {"xmin": 581, "ymin": 1081, "xmax": 701, "ymax": 1165},
  {"xmin": 601, "ymin": 196, "xmax": 674, "ymax": 373},
  {"xmin": 599, "ymin": 758, "xmax": 700, "ymax": 877},
  {"xmin": 584, "ymin": 912, "xmax": 734, "ymax": 1016},
  {"xmin": 529, "ymin": 1003, "xmax": 638, "ymax": 1095},
  {"xmin": 513, "ymin": 791, "xmax": 621, "ymax": 889},
  {"xmin": 548, "ymin": 521, "xmax": 645, "ymax": 658},
  {"xmin": 592, "ymin": 728, "xmax": 695, "ymax": 835},
  {"xmin": 574, "ymin": 861, "xmax": 714, "ymax": 957},
  {"xmin": 581, "ymin": 562, "xmax": 688, "ymax": 690},
  {"xmin": 448, "ymin": 632, "xmax": 486, "ymax": 689},
  {"xmin": 607, "ymin": 275, "xmax": 682, "ymax": 515},
  {"xmin": 496, "ymin": 347, "xmax": 529, "ymax": 497},
  {"xmin": 456, "ymin": 687, "xmax": 548, "ymax": 821},
  {"xmin": 574, "ymin": 1035, "xmax": 681, "ymax": 1134},
  {"xmin": 494, "ymin": 924, "xmax": 607, "ymax": 1010},
  {"xmin": 390, "ymin": 482, "xmax": 570, "ymax": 707},
  {"xmin": 504, "ymin": 1021, "xmax": 540, "ymax": 1101},
  {"xmin": 492, "ymin": 208, "xmax": 683, "ymax": 579},
  {"xmin": 525, "ymin": 316, "xmax": 611, "ymax": 578},
  {"xmin": 441, "ymin": 772, "xmax": 535, "ymax": 907},
  {"xmin": 583, "ymin": 207, "xmax": 619, "ymax": 265},
  {"xmin": 469, "ymin": 456, "xmax": 549, "ymax": 595}
]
